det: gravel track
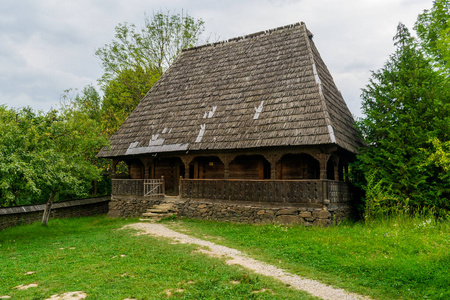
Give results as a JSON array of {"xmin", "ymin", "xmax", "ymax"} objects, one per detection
[{"xmin": 124, "ymin": 223, "xmax": 371, "ymax": 300}]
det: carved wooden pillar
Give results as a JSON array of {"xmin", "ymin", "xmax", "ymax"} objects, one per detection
[
  {"xmin": 330, "ymin": 155, "xmax": 339, "ymax": 181},
  {"xmin": 218, "ymin": 154, "xmax": 235, "ymax": 179},
  {"xmin": 180, "ymin": 155, "xmax": 194, "ymax": 179},
  {"xmin": 139, "ymin": 157, "xmax": 154, "ymax": 179},
  {"xmin": 111, "ymin": 159, "xmax": 119, "ymax": 179},
  {"xmin": 318, "ymin": 153, "xmax": 330, "ymax": 180},
  {"xmin": 264, "ymin": 153, "xmax": 282, "ymax": 180},
  {"xmin": 334, "ymin": 158, "xmax": 340, "ymax": 181}
]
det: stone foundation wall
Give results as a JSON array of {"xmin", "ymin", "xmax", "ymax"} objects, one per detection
[
  {"xmin": 109, "ymin": 195, "xmax": 352, "ymax": 226},
  {"xmin": 108, "ymin": 195, "xmax": 163, "ymax": 217},
  {"xmin": 177, "ymin": 199, "xmax": 350, "ymax": 226},
  {"xmin": 0, "ymin": 197, "xmax": 110, "ymax": 231}
]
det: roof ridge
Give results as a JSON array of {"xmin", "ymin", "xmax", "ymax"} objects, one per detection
[
  {"xmin": 301, "ymin": 24, "xmax": 337, "ymax": 145},
  {"xmin": 182, "ymin": 22, "xmax": 305, "ymax": 52}
]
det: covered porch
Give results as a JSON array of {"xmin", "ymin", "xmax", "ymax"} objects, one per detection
[{"xmin": 110, "ymin": 147, "xmax": 353, "ymax": 205}]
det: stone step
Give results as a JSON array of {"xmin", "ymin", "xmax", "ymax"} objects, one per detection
[
  {"xmin": 141, "ymin": 202, "xmax": 178, "ymax": 220},
  {"xmin": 142, "ymin": 212, "xmax": 174, "ymax": 218},
  {"xmin": 157, "ymin": 203, "xmax": 178, "ymax": 209},
  {"xmin": 146, "ymin": 208, "xmax": 176, "ymax": 213}
]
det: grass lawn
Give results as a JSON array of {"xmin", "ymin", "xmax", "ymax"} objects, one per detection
[
  {"xmin": 171, "ymin": 217, "xmax": 450, "ymax": 300},
  {"xmin": 0, "ymin": 216, "xmax": 316, "ymax": 299}
]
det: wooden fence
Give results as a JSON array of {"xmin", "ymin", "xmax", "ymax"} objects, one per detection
[{"xmin": 0, "ymin": 196, "xmax": 110, "ymax": 231}]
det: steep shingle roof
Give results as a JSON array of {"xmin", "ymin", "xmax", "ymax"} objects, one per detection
[{"xmin": 98, "ymin": 22, "xmax": 361, "ymax": 158}]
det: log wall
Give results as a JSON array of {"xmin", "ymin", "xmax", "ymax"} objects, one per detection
[
  {"xmin": 229, "ymin": 156, "xmax": 267, "ymax": 179},
  {"xmin": 194, "ymin": 157, "xmax": 224, "ymax": 179}
]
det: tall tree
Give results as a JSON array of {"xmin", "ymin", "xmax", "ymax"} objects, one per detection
[
  {"xmin": 100, "ymin": 66, "xmax": 159, "ymax": 136},
  {"xmin": 356, "ymin": 23, "xmax": 450, "ymax": 217},
  {"xmin": 95, "ymin": 10, "xmax": 205, "ymax": 135},
  {"xmin": 95, "ymin": 10, "xmax": 205, "ymax": 79},
  {"xmin": 59, "ymin": 91, "xmax": 111, "ymax": 196}
]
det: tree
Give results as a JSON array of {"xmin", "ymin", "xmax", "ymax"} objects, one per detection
[
  {"xmin": 355, "ymin": 23, "xmax": 450, "ymax": 217},
  {"xmin": 65, "ymin": 85, "xmax": 102, "ymax": 122},
  {"xmin": 0, "ymin": 106, "xmax": 40, "ymax": 207},
  {"xmin": 415, "ymin": 0, "xmax": 450, "ymax": 71},
  {"xmin": 95, "ymin": 10, "xmax": 205, "ymax": 135},
  {"xmin": 0, "ymin": 106, "xmax": 108, "ymax": 224},
  {"xmin": 95, "ymin": 10, "xmax": 205, "ymax": 80},
  {"xmin": 100, "ymin": 66, "xmax": 159, "ymax": 136}
]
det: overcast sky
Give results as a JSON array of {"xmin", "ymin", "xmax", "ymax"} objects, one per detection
[{"xmin": 0, "ymin": 0, "xmax": 433, "ymax": 118}]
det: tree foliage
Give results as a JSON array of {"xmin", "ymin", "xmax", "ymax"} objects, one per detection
[
  {"xmin": 355, "ymin": 23, "xmax": 450, "ymax": 217},
  {"xmin": 1, "ymin": 10, "xmax": 206, "ymax": 209},
  {"xmin": 0, "ymin": 106, "xmax": 40, "ymax": 206},
  {"xmin": 0, "ymin": 105, "xmax": 108, "ymax": 208},
  {"xmin": 100, "ymin": 66, "xmax": 160, "ymax": 136},
  {"xmin": 95, "ymin": 10, "xmax": 205, "ymax": 80},
  {"xmin": 415, "ymin": 0, "xmax": 450, "ymax": 70}
]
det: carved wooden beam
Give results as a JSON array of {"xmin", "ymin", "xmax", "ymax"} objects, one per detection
[
  {"xmin": 317, "ymin": 153, "xmax": 331, "ymax": 180},
  {"xmin": 217, "ymin": 154, "xmax": 237, "ymax": 179},
  {"xmin": 263, "ymin": 153, "xmax": 283, "ymax": 179},
  {"xmin": 179, "ymin": 155, "xmax": 195, "ymax": 178},
  {"xmin": 138, "ymin": 157, "xmax": 154, "ymax": 179}
]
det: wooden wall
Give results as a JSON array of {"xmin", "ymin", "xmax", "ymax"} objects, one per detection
[
  {"xmin": 191, "ymin": 157, "xmax": 224, "ymax": 179},
  {"xmin": 229, "ymin": 155, "xmax": 269, "ymax": 179},
  {"xmin": 153, "ymin": 158, "xmax": 183, "ymax": 195},
  {"xmin": 129, "ymin": 160, "xmax": 144, "ymax": 179},
  {"xmin": 277, "ymin": 154, "xmax": 319, "ymax": 180}
]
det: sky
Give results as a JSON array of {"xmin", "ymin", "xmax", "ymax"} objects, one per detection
[{"xmin": 0, "ymin": 0, "xmax": 434, "ymax": 118}]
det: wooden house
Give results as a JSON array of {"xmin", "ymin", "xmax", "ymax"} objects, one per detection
[{"xmin": 98, "ymin": 22, "xmax": 362, "ymax": 225}]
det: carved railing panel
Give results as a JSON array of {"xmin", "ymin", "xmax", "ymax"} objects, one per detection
[
  {"xmin": 327, "ymin": 180, "xmax": 352, "ymax": 203},
  {"xmin": 112, "ymin": 179, "xmax": 145, "ymax": 196},
  {"xmin": 180, "ymin": 179, "xmax": 350, "ymax": 204}
]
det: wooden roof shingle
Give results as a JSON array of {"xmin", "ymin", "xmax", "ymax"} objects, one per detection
[{"xmin": 98, "ymin": 22, "xmax": 362, "ymax": 158}]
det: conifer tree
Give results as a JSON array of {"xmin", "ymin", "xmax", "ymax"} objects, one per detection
[{"xmin": 356, "ymin": 24, "xmax": 450, "ymax": 217}]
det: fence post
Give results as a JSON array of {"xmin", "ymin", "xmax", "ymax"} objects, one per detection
[{"xmin": 161, "ymin": 176, "xmax": 165, "ymax": 196}]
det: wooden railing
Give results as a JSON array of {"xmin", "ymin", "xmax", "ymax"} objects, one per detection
[
  {"xmin": 112, "ymin": 179, "xmax": 145, "ymax": 196},
  {"xmin": 180, "ymin": 179, "xmax": 351, "ymax": 204},
  {"xmin": 112, "ymin": 178, "xmax": 164, "ymax": 198},
  {"xmin": 327, "ymin": 180, "xmax": 352, "ymax": 203},
  {"xmin": 112, "ymin": 178, "xmax": 352, "ymax": 204}
]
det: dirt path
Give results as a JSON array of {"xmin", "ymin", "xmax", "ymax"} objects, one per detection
[{"xmin": 124, "ymin": 223, "xmax": 371, "ymax": 300}]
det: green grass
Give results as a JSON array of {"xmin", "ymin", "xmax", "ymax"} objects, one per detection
[
  {"xmin": 170, "ymin": 217, "xmax": 450, "ymax": 300},
  {"xmin": 0, "ymin": 216, "xmax": 316, "ymax": 299},
  {"xmin": 2, "ymin": 215, "xmax": 448, "ymax": 299}
]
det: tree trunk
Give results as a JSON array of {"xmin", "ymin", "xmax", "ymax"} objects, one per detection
[{"xmin": 42, "ymin": 192, "xmax": 56, "ymax": 226}]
